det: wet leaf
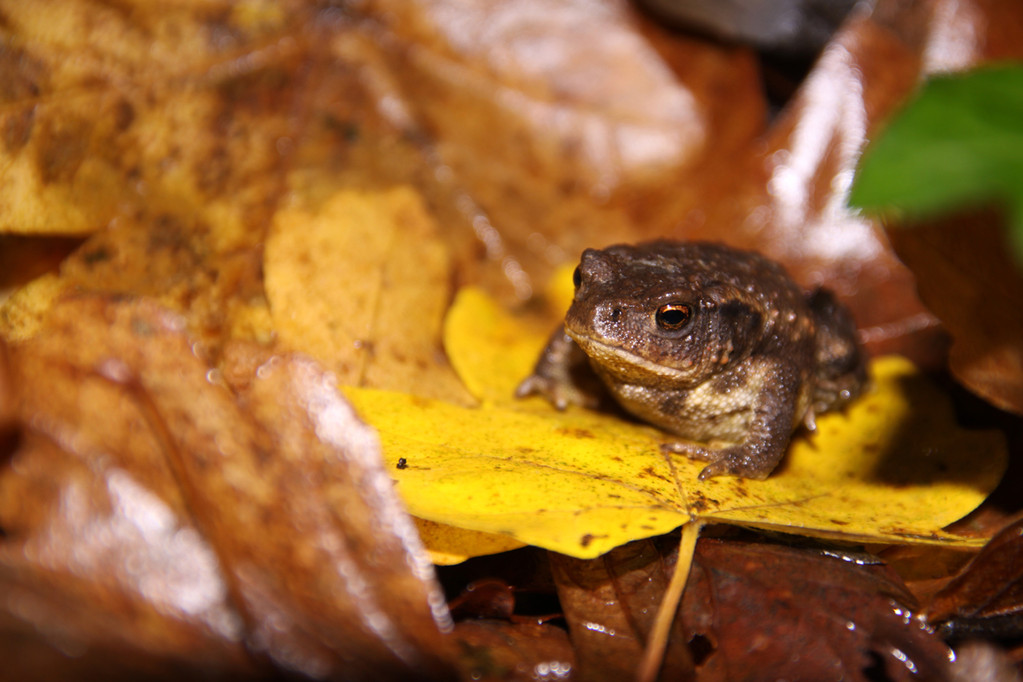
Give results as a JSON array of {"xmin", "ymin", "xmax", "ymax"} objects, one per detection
[
  {"xmin": 657, "ymin": 1, "xmax": 1023, "ymax": 364},
  {"xmin": 546, "ymin": 533, "xmax": 954, "ymax": 682},
  {"xmin": 1, "ymin": 295, "xmax": 456, "ymax": 679},
  {"xmin": 343, "ymin": 285, "xmax": 1006, "ymax": 559},
  {"xmin": 549, "ymin": 540, "xmax": 694, "ymax": 681},
  {"xmin": 452, "ymin": 620, "xmax": 575, "ymax": 682},
  {"xmin": 0, "ymin": 0, "xmax": 307, "ymax": 240},
  {"xmin": 886, "ymin": 209, "xmax": 1023, "ymax": 416},
  {"xmin": 924, "ymin": 515, "xmax": 1023, "ymax": 638},
  {"xmin": 369, "ymin": 0, "xmax": 766, "ymax": 300},
  {"xmin": 0, "ymin": 428, "xmax": 256, "ymax": 680},
  {"xmin": 680, "ymin": 537, "xmax": 952, "ymax": 682}
]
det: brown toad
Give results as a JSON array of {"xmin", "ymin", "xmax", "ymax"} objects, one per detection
[{"xmin": 516, "ymin": 241, "xmax": 867, "ymax": 479}]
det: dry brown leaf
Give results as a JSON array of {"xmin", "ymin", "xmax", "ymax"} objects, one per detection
[{"xmin": 2, "ymin": 295, "xmax": 456, "ymax": 679}]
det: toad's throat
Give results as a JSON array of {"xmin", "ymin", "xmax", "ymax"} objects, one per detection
[{"xmin": 565, "ymin": 328, "xmax": 692, "ymax": 383}]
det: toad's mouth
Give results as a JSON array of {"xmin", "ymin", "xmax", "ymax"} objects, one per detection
[{"xmin": 565, "ymin": 328, "xmax": 692, "ymax": 382}]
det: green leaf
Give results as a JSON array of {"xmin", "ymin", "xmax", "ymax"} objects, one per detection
[{"xmin": 849, "ymin": 63, "xmax": 1023, "ymax": 262}]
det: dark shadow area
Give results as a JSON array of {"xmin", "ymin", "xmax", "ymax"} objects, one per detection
[
  {"xmin": 940, "ymin": 375, "xmax": 1023, "ymax": 525},
  {"xmin": 0, "ymin": 234, "xmax": 83, "ymax": 294},
  {"xmin": 436, "ymin": 546, "xmax": 564, "ymax": 624},
  {"xmin": 862, "ymin": 370, "xmax": 1013, "ymax": 493}
]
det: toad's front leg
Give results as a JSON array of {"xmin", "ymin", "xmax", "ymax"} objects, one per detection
[
  {"xmin": 662, "ymin": 361, "xmax": 802, "ymax": 480},
  {"xmin": 515, "ymin": 325, "xmax": 607, "ymax": 410}
]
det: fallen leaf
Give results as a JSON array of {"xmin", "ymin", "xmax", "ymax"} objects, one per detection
[
  {"xmin": 656, "ymin": 0, "xmax": 1023, "ymax": 363},
  {"xmin": 447, "ymin": 578, "xmax": 516, "ymax": 622},
  {"xmin": 680, "ymin": 536, "xmax": 953, "ymax": 682},
  {"xmin": 546, "ymin": 532, "xmax": 956, "ymax": 682},
  {"xmin": 884, "ymin": 210, "xmax": 1023, "ymax": 416},
  {"xmin": 2, "ymin": 295, "xmax": 457, "ymax": 679},
  {"xmin": 0, "ymin": 0, "xmax": 455, "ymax": 367},
  {"xmin": 265, "ymin": 186, "xmax": 472, "ymax": 404},
  {"xmin": 344, "ymin": 285, "xmax": 1006, "ymax": 559},
  {"xmin": 924, "ymin": 515, "xmax": 1023, "ymax": 638},
  {"xmin": 368, "ymin": 0, "xmax": 766, "ymax": 300},
  {"xmin": 549, "ymin": 539, "xmax": 694, "ymax": 681},
  {"xmin": 452, "ymin": 620, "xmax": 575, "ymax": 682},
  {"xmin": 0, "ymin": 214, "xmax": 274, "ymax": 354},
  {"xmin": 0, "ymin": 0, "xmax": 305, "ymax": 241},
  {"xmin": 414, "ymin": 518, "xmax": 525, "ymax": 567},
  {"xmin": 0, "ymin": 429, "xmax": 256, "ymax": 680}
]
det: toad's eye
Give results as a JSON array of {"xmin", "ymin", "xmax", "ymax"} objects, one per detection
[
  {"xmin": 656, "ymin": 303, "xmax": 692, "ymax": 331},
  {"xmin": 572, "ymin": 266, "xmax": 582, "ymax": 289}
]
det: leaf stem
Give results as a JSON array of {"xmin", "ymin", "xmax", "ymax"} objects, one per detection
[{"xmin": 636, "ymin": 520, "xmax": 703, "ymax": 682}]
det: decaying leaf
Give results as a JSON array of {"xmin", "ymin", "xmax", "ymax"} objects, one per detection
[
  {"xmin": 546, "ymin": 533, "xmax": 955, "ymax": 682},
  {"xmin": 452, "ymin": 620, "xmax": 575, "ymax": 682},
  {"xmin": 1, "ymin": 295, "xmax": 457, "ymax": 679},
  {"xmin": 343, "ymin": 285, "xmax": 1006, "ymax": 559},
  {"xmin": 886, "ymin": 211, "xmax": 1023, "ymax": 417},
  {"xmin": 924, "ymin": 515, "xmax": 1023, "ymax": 638},
  {"xmin": 680, "ymin": 537, "xmax": 953, "ymax": 681},
  {"xmin": 0, "ymin": 0, "xmax": 307, "ymax": 240},
  {"xmin": 366, "ymin": 0, "xmax": 766, "ymax": 300},
  {"xmin": 549, "ymin": 540, "xmax": 694, "ymax": 681}
]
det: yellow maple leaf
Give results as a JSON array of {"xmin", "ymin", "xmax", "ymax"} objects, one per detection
[{"xmin": 346, "ymin": 284, "xmax": 1006, "ymax": 560}]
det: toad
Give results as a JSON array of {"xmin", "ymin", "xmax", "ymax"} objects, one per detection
[{"xmin": 516, "ymin": 241, "xmax": 867, "ymax": 479}]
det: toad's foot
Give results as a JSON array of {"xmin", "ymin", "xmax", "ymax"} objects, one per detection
[
  {"xmin": 515, "ymin": 374, "xmax": 599, "ymax": 411},
  {"xmin": 661, "ymin": 441, "xmax": 773, "ymax": 480}
]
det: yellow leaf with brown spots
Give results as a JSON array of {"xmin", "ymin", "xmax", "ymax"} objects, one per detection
[
  {"xmin": 0, "ymin": 0, "xmax": 305, "ymax": 240},
  {"xmin": 345, "ymin": 285, "xmax": 1006, "ymax": 560},
  {"xmin": 412, "ymin": 518, "xmax": 525, "ymax": 566}
]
